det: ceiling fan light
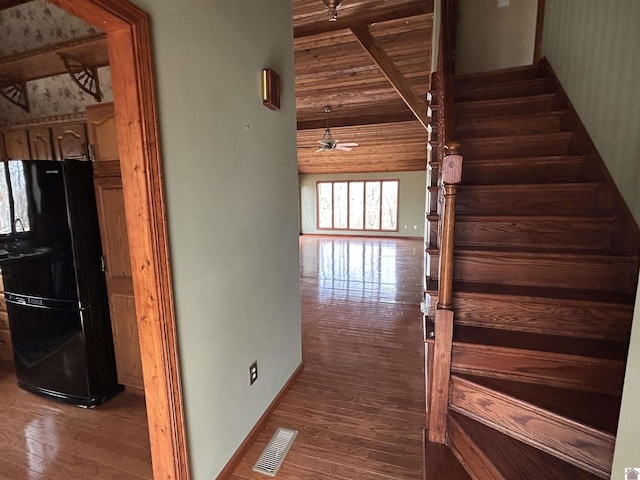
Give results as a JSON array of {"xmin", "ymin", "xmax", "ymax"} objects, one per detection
[{"xmin": 322, "ymin": 0, "xmax": 342, "ymax": 22}]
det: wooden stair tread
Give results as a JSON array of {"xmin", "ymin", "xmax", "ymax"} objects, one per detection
[
  {"xmin": 448, "ymin": 411, "xmax": 602, "ymax": 480},
  {"xmin": 453, "ymin": 281, "xmax": 637, "ymax": 306},
  {"xmin": 453, "ymin": 373, "xmax": 621, "ymax": 434},
  {"xmin": 451, "ymin": 325, "xmax": 628, "ymax": 361},
  {"xmin": 423, "ymin": 430, "xmax": 471, "ymax": 480}
]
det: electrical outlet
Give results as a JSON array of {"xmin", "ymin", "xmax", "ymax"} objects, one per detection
[
  {"xmin": 249, "ymin": 361, "xmax": 258, "ymax": 385},
  {"xmin": 498, "ymin": 0, "xmax": 509, "ymax": 7}
]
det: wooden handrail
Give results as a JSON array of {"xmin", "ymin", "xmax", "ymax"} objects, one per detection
[{"xmin": 428, "ymin": 0, "xmax": 462, "ymax": 444}]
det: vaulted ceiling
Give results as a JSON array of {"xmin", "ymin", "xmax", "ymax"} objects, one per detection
[{"xmin": 293, "ymin": 0, "xmax": 433, "ymax": 174}]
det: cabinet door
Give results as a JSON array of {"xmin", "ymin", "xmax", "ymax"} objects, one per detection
[
  {"xmin": 4, "ymin": 130, "xmax": 30, "ymax": 160},
  {"xmin": 52, "ymin": 123, "xmax": 88, "ymax": 160},
  {"xmin": 28, "ymin": 127, "xmax": 54, "ymax": 160},
  {"xmin": 0, "ymin": 133, "xmax": 6, "ymax": 161},
  {"xmin": 86, "ymin": 103, "xmax": 119, "ymax": 176},
  {"xmin": 94, "ymin": 176, "xmax": 144, "ymax": 391}
]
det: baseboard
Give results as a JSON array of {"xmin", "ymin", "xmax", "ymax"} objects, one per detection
[{"xmin": 216, "ymin": 362, "xmax": 304, "ymax": 479}]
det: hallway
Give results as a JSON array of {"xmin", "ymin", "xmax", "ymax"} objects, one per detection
[{"xmin": 231, "ymin": 235, "xmax": 426, "ymax": 479}]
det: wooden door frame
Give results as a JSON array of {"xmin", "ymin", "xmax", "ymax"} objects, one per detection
[{"xmin": 49, "ymin": 1, "xmax": 189, "ymax": 479}]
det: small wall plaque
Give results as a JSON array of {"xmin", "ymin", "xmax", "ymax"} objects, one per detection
[{"xmin": 262, "ymin": 68, "xmax": 280, "ymax": 110}]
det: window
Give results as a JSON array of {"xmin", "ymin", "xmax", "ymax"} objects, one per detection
[
  {"xmin": 0, "ymin": 161, "xmax": 31, "ymax": 239},
  {"xmin": 316, "ymin": 180, "xmax": 399, "ymax": 232}
]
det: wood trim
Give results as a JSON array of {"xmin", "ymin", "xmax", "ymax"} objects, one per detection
[
  {"xmin": 216, "ymin": 363, "xmax": 304, "ymax": 480},
  {"xmin": 48, "ymin": 1, "xmax": 189, "ymax": 479},
  {"xmin": 533, "ymin": 0, "xmax": 545, "ymax": 63}
]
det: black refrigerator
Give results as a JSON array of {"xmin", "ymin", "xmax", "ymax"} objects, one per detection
[{"xmin": 0, "ymin": 159, "xmax": 122, "ymax": 407}]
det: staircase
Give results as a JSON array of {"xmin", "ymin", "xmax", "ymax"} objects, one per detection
[{"xmin": 424, "ymin": 60, "xmax": 640, "ymax": 479}]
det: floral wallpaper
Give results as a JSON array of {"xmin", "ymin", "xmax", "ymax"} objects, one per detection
[
  {"xmin": 0, "ymin": 0, "xmax": 101, "ymax": 56},
  {"xmin": 0, "ymin": 66, "xmax": 113, "ymax": 124},
  {"xmin": 0, "ymin": 0, "xmax": 111, "ymax": 124}
]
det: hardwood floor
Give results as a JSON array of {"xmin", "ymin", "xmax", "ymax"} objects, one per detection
[
  {"xmin": 0, "ymin": 360, "xmax": 152, "ymax": 480},
  {"xmin": 231, "ymin": 235, "xmax": 426, "ymax": 479}
]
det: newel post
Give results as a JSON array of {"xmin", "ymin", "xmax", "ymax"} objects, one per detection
[{"xmin": 428, "ymin": 142, "xmax": 462, "ymax": 444}]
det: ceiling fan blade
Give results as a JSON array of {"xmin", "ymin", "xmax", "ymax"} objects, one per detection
[
  {"xmin": 338, "ymin": 142, "xmax": 359, "ymax": 147},
  {"xmin": 314, "ymin": 147, "xmax": 326, "ymax": 153},
  {"xmin": 335, "ymin": 145, "xmax": 353, "ymax": 151}
]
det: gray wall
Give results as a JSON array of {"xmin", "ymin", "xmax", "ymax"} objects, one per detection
[
  {"xmin": 130, "ymin": 1, "xmax": 301, "ymax": 478},
  {"xmin": 299, "ymin": 171, "xmax": 426, "ymax": 238},
  {"xmin": 542, "ymin": 0, "xmax": 640, "ymax": 225},
  {"xmin": 541, "ymin": 1, "xmax": 640, "ymax": 476}
]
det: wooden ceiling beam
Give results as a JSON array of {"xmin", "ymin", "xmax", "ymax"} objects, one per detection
[
  {"xmin": 293, "ymin": 2, "xmax": 433, "ymax": 38},
  {"xmin": 297, "ymin": 111, "xmax": 416, "ymax": 130},
  {"xmin": 350, "ymin": 26, "xmax": 429, "ymax": 131}
]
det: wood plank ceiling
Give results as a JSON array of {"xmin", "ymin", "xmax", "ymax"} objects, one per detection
[{"xmin": 293, "ymin": 0, "xmax": 433, "ymax": 174}]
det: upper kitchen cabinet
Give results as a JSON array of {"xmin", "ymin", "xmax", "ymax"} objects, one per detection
[
  {"xmin": 51, "ymin": 122, "xmax": 88, "ymax": 161},
  {"xmin": 28, "ymin": 126, "xmax": 54, "ymax": 160},
  {"xmin": 86, "ymin": 103, "xmax": 119, "ymax": 176},
  {"xmin": 3, "ymin": 129, "xmax": 30, "ymax": 160}
]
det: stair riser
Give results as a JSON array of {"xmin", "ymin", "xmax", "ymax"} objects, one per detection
[
  {"xmin": 453, "ymin": 66, "xmax": 541, "ymax": 89},
  {"xmin": 454, "ymin": 80, "xmax": 553, "ymax": 103},
  {"xmin": 456, "ymin": 184, "xmax": 598, "ymax": 216},
  {"xmin": 453, "ymin": 294, "xmax": 633, "ymax": 342},
  {"xmin": 453, "ymin": 253, "xmax": 637, "ymax": 294},
  {"xmin": 451, "ymin": 344, "xmax": 625, "ymax": 394},
  {"xmin": 456, "ymin": 114, "xmax": 565, "ymax": 140},
  {"xmin": 462, "ymin": 135, "xmax": 573, "ymax": 160},
  {"xmin": 455, "ymin": 217, "xmax": 612, "ymax": 251},
  {"xmin": 455, "ymin": 94, "xmax": 558, "ymax": 120},
  {"xmin": 461, "ymin": 158, "xmax": 585, "ymax": 185},
  {"xmin": 449, "ymin": 376, "xmax": 614, "ymax": 478}
]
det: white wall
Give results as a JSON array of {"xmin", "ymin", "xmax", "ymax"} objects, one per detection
[
  {"xmin": 130, "ymin": 1, "xmax": 301, "ymax": 478},
  {"xmin": 299, "ymin": 171, "xmax": 426, "ymax": 238},
  {"xmin": 455, "ymin": 0, "xmax": 538, "ymax": 75}
]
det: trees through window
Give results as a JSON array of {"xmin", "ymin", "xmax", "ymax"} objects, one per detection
[{"xmin": 317, "ymin": 180, "xmax": 398, "ymax": 232}]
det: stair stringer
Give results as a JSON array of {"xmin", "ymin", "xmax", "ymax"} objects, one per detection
[{"xmin": 448, "ymin": 375, "xmax": 614, "ymax": 478}]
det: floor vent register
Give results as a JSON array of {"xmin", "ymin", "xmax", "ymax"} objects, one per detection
[{"xmin": 252, "ymin": 427, "xmax": 298, "ymax": 476}]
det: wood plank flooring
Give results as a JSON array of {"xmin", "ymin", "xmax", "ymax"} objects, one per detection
[
  {"xmin": 0, "ymin": 360, "xmax": 152, "ymax": 480},
  {"xmin": 231, "ymin": 235, "xmax": 426, "ymax": 479}
]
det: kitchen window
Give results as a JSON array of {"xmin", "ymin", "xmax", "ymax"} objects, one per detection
[
  {"xmin": 316, "ymin": 180, "xmax": 399, "ymax": 232},
  {"xmin": 0, "ymin": 161, "xmax": 31, "ymax": 238}
]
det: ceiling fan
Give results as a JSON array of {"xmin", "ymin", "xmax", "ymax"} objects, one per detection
[{"xmin": 316, "ymin": 106, "xmax": 359, "ymax": 153}]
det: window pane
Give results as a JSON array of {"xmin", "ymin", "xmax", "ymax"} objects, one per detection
[
  {"xmin": 365, "ymin": 181, "xmax": 380, "ymax": 230},
  {"xmin": 381, "ymin": 181, "xmax": 398, "ymax": 230},
  {"xmin": 0, "ymin": 164, "xmax": 10, "ymax": 235},
  {"xmin": 9, "ymin": 161, "xmax": 31, "ymax": 232},
  {"xmin": 333, "ymin": 182, "xmax": 348, "ymax": 229},
  {"xmin": 317, "ymin": 182, "xmax": 333, "ymax": 229},
  {"xmin": 349, "ymin": 182, "xmax": 364, "ymax": 229}
]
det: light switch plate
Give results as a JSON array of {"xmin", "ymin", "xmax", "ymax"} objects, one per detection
[{"xmin": 498, "ymin": 0, "xmax": 509, "ymax": 7}]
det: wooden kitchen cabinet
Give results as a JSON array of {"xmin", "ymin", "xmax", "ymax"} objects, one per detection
[
  {"xmin": 28, "ymin": 126, "xmax": 55, "ymax": 160},
  {"xmin": 0, "ymin": 272, "xmax": 14, "ymax": 363},
  {"xmin": 86, "ymin": 103, "xmax": 120, "ymax": 176},
  {"xmin": 89, "ymin": 102, "xmax": 144, "ymax": 392},
  {"xmin": 3, "ymin": 130, "xmax": 30, "ymax": 160},
  {"xmin": 51, "ymin": 122, "xmax": 88, "ymax": 160}
]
